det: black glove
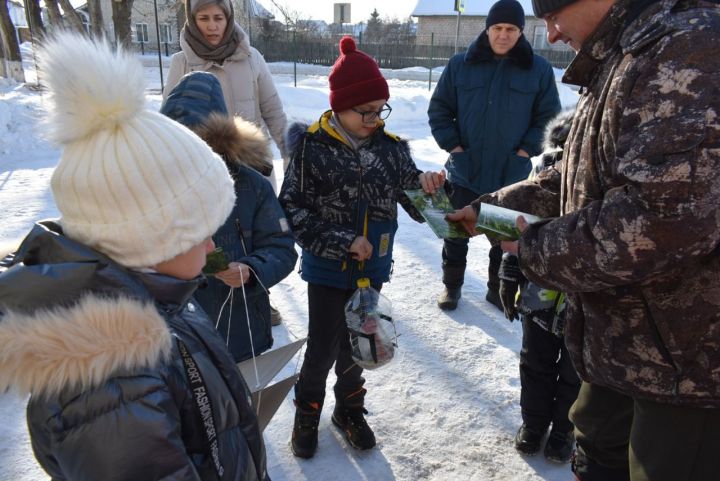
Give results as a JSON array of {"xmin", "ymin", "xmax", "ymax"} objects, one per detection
[{"xmin": 498, "ymin": 253, "xmax": 525, "ymax": 321}]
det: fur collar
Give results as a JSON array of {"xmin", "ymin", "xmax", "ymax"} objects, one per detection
[
  {"xmin": 285, "ymin": 121, "xmax": 310, "ymax": 154},
  {"xmin": 465, "ymin": 31, "xmax": 534, "ymax": 70},
  {"xmin": 0, "ymin": 294, "xmax": 172, "ymax": 398},
  {"xmin": 195, "ymin": 113, "xmax": 273, "ymax": 176}
]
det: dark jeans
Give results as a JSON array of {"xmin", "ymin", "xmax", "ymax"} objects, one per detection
[
  {"xmin": 442, "ymin": 183, "xmax": 502, "ymax": 289},
  {"xmin": 571, "ymin": 382, "xmax": 720, "ymax": 481},
  {"xmin": 519, "ymin": 316, "xmax": 580, "ymax": 434},
  {"xmin": 294, "ymin": 283, "xmax": 378, "ymax": 410}
]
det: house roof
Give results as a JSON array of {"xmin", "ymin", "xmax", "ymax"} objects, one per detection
[
  {"xmin": 412, "ymin": 0, "xmax": 536, "ymax": 17},
  {"xmin": 249, "ymin": 0, "xmax": 274, "ymax": 19}
]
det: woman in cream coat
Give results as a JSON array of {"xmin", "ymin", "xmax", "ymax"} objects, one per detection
[{"xmin": 164, "ymin": 0, "xmax": 288, "ymax": 187}]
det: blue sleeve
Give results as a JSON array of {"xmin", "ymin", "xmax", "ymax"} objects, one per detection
[
  {"xmin": 428, "ymin": 58, "xmax": 462, "ymax": 152},
  {"xmin": 240, "ymin": 177, "xmax": 298, "ymax": 287}
]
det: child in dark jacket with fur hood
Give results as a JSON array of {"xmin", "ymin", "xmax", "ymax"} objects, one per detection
[
  {"xmin": 279, "ymin": 36, "xmax": 444, "ymax": 459},
  {"xmin": 160, "ymin": 71, "xmax": 297, "ymax": 363}
]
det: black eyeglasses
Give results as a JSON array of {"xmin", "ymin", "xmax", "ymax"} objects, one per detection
[{"xmin": 351, "ymin": 104, "xmax": 392, "ymax": 123}]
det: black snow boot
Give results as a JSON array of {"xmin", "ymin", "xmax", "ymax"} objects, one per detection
[
  {"xmin": 544, "ymin": 430, "xmax": 575, "ymax": 463},
  {"xmin": 514, "ymin": 423, "xmax": 546, "ymax": 455},
  {"xmin": 438, "ymin": 286, "xmax": 462, "ymax": 311},
  {"xmin": 485, "ymin": 289, "xmax": 504, "ymax": 311},
  {"xmin": 486, "ymin": 245, "xmax": 504, "ymax": 312},
  {"xmin": 332, "ymin": 405, "xmax": 376, "ymax": 450},
  {"xmin": 291, "ymin": 400, "xmax": 321, "ymax": 458}
]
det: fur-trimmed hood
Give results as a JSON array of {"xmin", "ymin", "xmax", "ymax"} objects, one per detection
[
  {"xmin": 0, "ymin": 294, "xmax": 171, "ymax": 398},
  {"xmin": 543, "ymin": 108, "xmax": 575, "ymax": 151},
  {"xmin": 195, "ymin": 112, "xmax": 274, "ymax": 176},
  {"xmin": 285, "ymin": 120, "xmax": 310, "ymax": 153},
  {"xmin": 0, "ymin": 222, "xmax": 200, "ymax": 397}
]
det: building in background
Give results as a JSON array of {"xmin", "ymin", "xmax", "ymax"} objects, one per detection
[{"xmin": 411, "ymin": 0, "xmax": 573, "ymax": 65}]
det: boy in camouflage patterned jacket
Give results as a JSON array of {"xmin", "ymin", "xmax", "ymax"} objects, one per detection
[{"xmin": 279, "ymin": 36, "xmax": 444, "ymax": 459}]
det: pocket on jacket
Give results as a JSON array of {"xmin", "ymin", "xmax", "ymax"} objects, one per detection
[
  {"xmin": 502, "ymin": 152, "xmax": 531, "ymax": 186},
  {"xmin": 507, "ymin": 77, "xmax": 539, "ymax": 114}
]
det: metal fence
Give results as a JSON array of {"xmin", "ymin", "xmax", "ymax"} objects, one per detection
[
  {"xmin": 252, "ymin": 32, "xmax": 576, "ymax": 71},
  {"xmin": 129, "ymin": 31, "xmax": 576, "ymax": 72}
]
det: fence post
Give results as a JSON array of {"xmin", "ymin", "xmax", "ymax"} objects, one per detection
[
  {"xmin": 293, "ymin": 29, "xmax": 297, "ymax": 88},
  {"xmin": 140, "ymin": 39, "xmax": 144, "ymax": 55},
  {"xmin": 428, "ymin": 32, "xmax": 434, "ymax": 91},
  {"xmin": 358, "ymin": 30, "xmax": 362, "ymax": 48},
  {"xmin": 164, "ymin": 41, "xmax": 169, "ymax": 57}
]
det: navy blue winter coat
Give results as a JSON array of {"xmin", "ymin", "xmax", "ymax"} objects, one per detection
[
  {"xmin": 161, "ymin": 73, "xmax": 297, "ymax": 363},
  {"xmin": 190, "ymin": 116, "xmax": 297, "ymax": 362},
  {"xmin": 428, "ymin": 32, "xmax": 561, "ymax": 195},
  {"xmin": 279, "ymin": 111, "xmax": 425, "ymax": 290}
]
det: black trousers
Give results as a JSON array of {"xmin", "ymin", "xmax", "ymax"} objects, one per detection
[
  {"xmin": 294, "ymin": 283, "xmax": 373, "ymax": 409},
  {"xmin": 442, "ymin": 183, "xmax": 504, "ymax": 290},
  {"xmin": 571, "ymin": 382, "xmax": 720, "ymax": 481},
  {"xmin": 519, "ymin": 316, "xmax": 580, "ymax": 434}
]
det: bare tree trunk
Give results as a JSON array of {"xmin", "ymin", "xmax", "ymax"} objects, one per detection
[
  {"xmin": 57, "ymin": 0, "xmax": 86, "ymax": 33},
  {"xmin": 23, "ymin": 0, "xmax": 46, "ymax": 39},
  {"xmin": 176, "ymin": 0, "xmax": 185, "ymax": 42},
  {"xmin": 44, "ymin": 0, "xmax": 64, "ymax": 29},
  {"xmin": 0, "ymin": 33, "xmax": 7, "ymax": 78},
  {"xmin": 0, "ymin": 0, "xmax": 25, "ymax": 82},
  {"xmin": 87, "ymin": 0, "xmax": 105, "ymax": 38},
  {"xmin": 112, "ymin": 0, "xmax": 135, "ymax": 48}
]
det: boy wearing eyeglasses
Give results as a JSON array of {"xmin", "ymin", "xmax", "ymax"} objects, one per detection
[{"xmin": 279, "ymin": 36, "xmax": 444, "ymax": 459}]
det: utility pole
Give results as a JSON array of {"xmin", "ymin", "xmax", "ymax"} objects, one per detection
[{"xmin": 453, "ymin": 0, "xmax": 464, "ymax": 54}]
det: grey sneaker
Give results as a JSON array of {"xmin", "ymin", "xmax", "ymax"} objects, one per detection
[{"xmin": 270, "ymin": 305, "xmax": 282, "ymax": 326}]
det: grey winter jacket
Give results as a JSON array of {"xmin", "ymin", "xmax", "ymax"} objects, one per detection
[
  {"xmin": 480, "ymin": 0, "xmax": 720, "ymax": 407},
  {"xmin": 0, "ymin": 222, "xmax": 269, "ymax": 481}
]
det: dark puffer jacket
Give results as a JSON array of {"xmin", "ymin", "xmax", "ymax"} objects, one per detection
[
  {"xmin": 161, "ymin": 72, "xmax": 298, "ymax": 362},
  {"xmin": 0, "ymin": 222, "xmax": 269, "ymax": 481},
  {"xmin": 479, "ymin": 0, "xmax": 720, "ymax": 407},
  {"xmin": 190, "ymin": 114, "xmax": 297, "ymax": 362},
  {"xmin": 279, "ymin": 111, "xmax": 425, "ymax": 289}
]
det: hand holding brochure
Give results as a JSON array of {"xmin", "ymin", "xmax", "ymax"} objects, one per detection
[
  {"xmin": 476, "ymin": 203, "xmax": 542, "ymax": 241},
  {"xmin": 404, "ymin": 189, "xmax": 470, "ymax": 239}
]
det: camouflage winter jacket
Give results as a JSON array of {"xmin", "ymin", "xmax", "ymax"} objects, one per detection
[
  {"xmin": 479, "ymin": 0, "xmax": 720, "ymax": 407},
  {"xmin": 279, "ymin": 111, "xmax": 425, "ymax": 289}
]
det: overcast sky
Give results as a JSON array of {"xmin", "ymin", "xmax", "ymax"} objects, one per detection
[{"xmin": 267, "ymin": 0, "xmax": 421, "ymax": 23}]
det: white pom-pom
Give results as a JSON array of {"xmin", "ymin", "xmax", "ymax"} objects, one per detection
[{"xmin": 39, "ymin": 33, "xmax": 146, "ymax": 145}]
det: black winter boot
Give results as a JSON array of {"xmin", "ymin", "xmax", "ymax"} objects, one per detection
[
  {"xmin": 438, "ymin": 286, "xmax": 462, "ymax": 310},
  {"xmin": 514, "ymin": 423, "xmax": 546, "ymax": 455},
  {"xmin": 544, "ymin": 430, "xmax": 575, "ymax": 463},
  {"xmin": 486, "ymin": 245, "xmax": 504, "ymax": 312},
  {"xmin": 291, "ymin": 400, "xmax": 321, "ymax": 458},
  {"xmin": 332, "ymin": 405, "xmax": 376, "ymax": 450}
]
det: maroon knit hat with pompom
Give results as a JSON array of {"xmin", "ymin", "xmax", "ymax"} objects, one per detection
[{"xmin": 329, "ymin": 36, "xmax": 389, "ymax": 112}]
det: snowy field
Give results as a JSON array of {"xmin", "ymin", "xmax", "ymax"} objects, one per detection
[{"xmin": 0, "ymin": 53, "xmax": 578, "ymax": 481}]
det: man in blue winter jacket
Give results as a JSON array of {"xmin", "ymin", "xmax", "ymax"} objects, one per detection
[{"xmin": 428, "ymin": 0, "xmax": 561, "ymax": 311}]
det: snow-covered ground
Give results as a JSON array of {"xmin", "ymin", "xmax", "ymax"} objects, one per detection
[{"xmin": 0, "ymin": 54, "xmax": 578, "ymax": 481}]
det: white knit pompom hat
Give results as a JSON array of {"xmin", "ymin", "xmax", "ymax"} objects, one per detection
[{"xmin": 39, "ymin": 33, "xmax": 236, "ymax": 268}]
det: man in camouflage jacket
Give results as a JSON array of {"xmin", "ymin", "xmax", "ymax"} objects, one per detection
[{"xmin": 450, "ymin": 0, "xmax": 720, "ymax": 479}]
